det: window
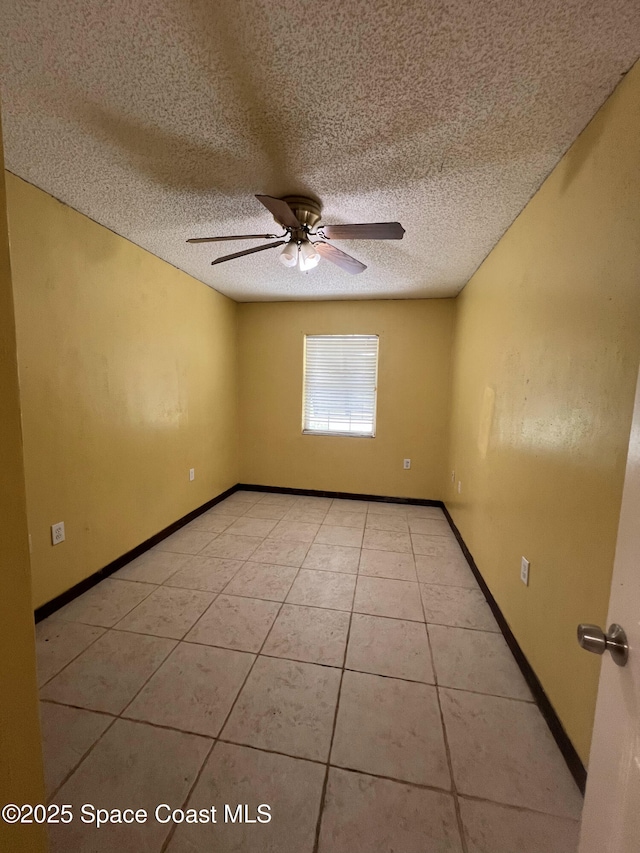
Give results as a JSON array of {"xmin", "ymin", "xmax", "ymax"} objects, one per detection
[{"xmin": 302, "ymin": 335, "xmax": 379, "ymax": 436}]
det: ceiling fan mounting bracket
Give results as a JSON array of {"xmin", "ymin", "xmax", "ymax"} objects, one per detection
[{"xmin": 280, "ymin": 196, "xmax": 322, "ymax": 230}]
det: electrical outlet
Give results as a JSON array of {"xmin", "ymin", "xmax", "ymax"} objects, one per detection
[
  {"xmin": 521, "ymin": 557, "xmax": 530, "ymax": 586},
  {"xmin": 403, "ymin": 459, "xmax": 411, "ymax": 470},
  {"xmin": 51, "ymin": 522, "xmax": 65, "ymax": 545},
  {"xmin": 189, "ymin": 468, "xmax": 195, "ymax": 481},
  {"xmin": 457, "ymin": 480, "xmax": 462, "ymax": 494}
]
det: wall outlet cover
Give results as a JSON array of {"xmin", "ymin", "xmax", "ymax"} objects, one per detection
[
  {"xmin": 189, "ymin": 468, "xmax": 195, "ymax": 481},
  {"xmin": 403, "ymin": 458, "xmax": 411, "ymax": 469},
  {"xmin": 51, "ymin": 522, "xmax": 65, "ymax": 545},
  {"xmin": 521, "ymin": 557, "xmax": 530, "ymax": 586}
]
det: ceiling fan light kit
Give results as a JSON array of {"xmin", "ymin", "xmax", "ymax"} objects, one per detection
[
  {"xmin": 277, "ymin": 237, "xmax": 320, "ymax": 272},
  {"xmin": 187, "ymin": 195, "xmax": 405, "ymax": 275},
  {"xmin": 298, "ymin": 240, "xmax": 321, "ymax": 271},
  {"xmin": 278, "ymin": 241, "xmax": 298, "ymax": 268}
]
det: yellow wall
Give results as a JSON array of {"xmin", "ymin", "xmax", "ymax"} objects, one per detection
[
  {"xmin": 447, "ymin": 62, "xmax": 640, "ymax": 764},
  {"xmin": 0, "ymin": 117, "xmax": 47, "ymax": 851},
  {"xmin": 238, "ymin": 300, "xmax": 454, "ymax": 498},
  {"xmin": 7, "ymin": 175, "xmax": 239, "ymax": 609}
]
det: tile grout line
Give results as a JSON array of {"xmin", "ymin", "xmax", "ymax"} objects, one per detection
[
  {"xmin": 453, "ymin": 791, "xmax": 582, "ymax": 822},
  {"xmin": 414, "ymin": 533, "xmax": 469, "ymax": 853},
  {"xmin": 311, "ymin": 573, "xmax": 356, "ymax": 853},
  {"xmin": 52, "ymin": 578, "xmax": 498, "ymax": 634},
  {"xmin": 43, "ymin": 500, "xmax": 491, "ymax": 701},
  {"xmin": 158, "ymin": 738, "xmax": 217, "ymax": 853},
  {"xmin": 38, "ymin": 492, "xmax": 500, "ymax": 831},
  {"xmin": 39, "ymin": 524, "xmax": 322, "ymax": 715},
  {"xmin": 39, "ymin": 696, "xmax": 579, "ymax": 823},
  {"xmin": 42, "ymin": 601, "xmax": 210, "ymax": 701},
  {"xmin": 37, "ymin": 625, "xmax": 110, "ymax": 691},
  {"xmin": 158, "ymin": 546, "xmax": 310, "ymax": 852},
  {"xmin": 42, "ymin": 623, "xmax": 180, "ymax": 806},
  {"xmin": 210, "ymin": 552, "xmax": 309, "ymax": 726},
  {"xmin": 51, "ymin": 573, "xmax": 160, "ymax": 630},
  {"xmin": 112, "ymin": 587, "xmax": 219, "ymax": 634},
  {"xmin": 46, "ymin": 585, "xmax": 216, "ymax": 804},
  {"xmin": 37, "ymin": 496, "xmax": 357, "ymax": 802},
  {"xmin": 166, "ymin": 552, "xmax": 250, "ymax": 639},
  {"xmin": 38, "ymin": 493, "xmax": 579, "ymax": 847},
  {"xmin": 38, "ymin": 566, "xmax": 186, "ymax": 692},
  {"xmin": 41, "ymin": 528, "xmax": 499, "ymax": 718},
  {"xmin": 44, "ymin": 710, "xmax": 119, "ymax": 806},
  {"xmin": 42, "ymin": 648, "xmax": 535, "ymax": 713}
]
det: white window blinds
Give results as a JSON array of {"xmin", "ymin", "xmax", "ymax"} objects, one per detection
[{"xmin": 303, "ymin": 335, "xmax": 379, "ymax": 436}]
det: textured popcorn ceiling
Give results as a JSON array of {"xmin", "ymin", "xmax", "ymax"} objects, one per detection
[{"xmin": 1, "ymin": 1, "xmax": 638, "ymax": 301}]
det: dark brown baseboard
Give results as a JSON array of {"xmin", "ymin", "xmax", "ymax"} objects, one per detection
[
  {"xmin": 440, "ymin": 504, "xmax": 587, "ymax": 795},
  {"xmin": 34, "ymin": 483, "xmax": 238, "ymax": 623},
  {"xmin": 236, "ymin": 482, "xmax": 442, "ymax": 506},
  {"xmin": 33, "ymin": 481, "xmax": 588, "ymax": 794}
]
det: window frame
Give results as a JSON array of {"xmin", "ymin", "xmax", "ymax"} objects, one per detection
[{"xmin": 301, "ymin": 334, "xmax": 379, "ymax": 438}]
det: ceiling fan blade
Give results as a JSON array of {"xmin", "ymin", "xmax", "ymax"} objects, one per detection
[
  {"xmin": 187, "ymin": 234, "xmax": 278, "ymax": 243},
  {"xmin": 255, "ymin": 195, "xmax": 301, "ymax": 229},
  {"xmin": 210, "ymin": 240, "xmax": 286, "ymax": 266},
  {"xmin": 315, "ymin": 242, "xmax": 367, "ymax": 275},
  {"xmin": 320, "ymin": 222, "xmax": 405, "ymax": 240}
]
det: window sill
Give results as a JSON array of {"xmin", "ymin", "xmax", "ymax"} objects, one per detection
[{"xmin": 302, "ymin": 430, "xmax": 376, "ymax": 438}]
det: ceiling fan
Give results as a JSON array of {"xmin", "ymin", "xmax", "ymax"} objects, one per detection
[{"xmin": 186, "ymin": 195, "xmax": 405, "ymax": 274}]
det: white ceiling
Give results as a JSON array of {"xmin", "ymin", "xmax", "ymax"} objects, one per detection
[{"xmin": 1, "ymin": 0, "xmax": 638, "ymax": 301}]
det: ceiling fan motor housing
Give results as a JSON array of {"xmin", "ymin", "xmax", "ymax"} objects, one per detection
[{"xmin": 280, "ymin": 196, "xmax": 322, "ymax": 232}]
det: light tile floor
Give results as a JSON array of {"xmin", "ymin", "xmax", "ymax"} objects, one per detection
[{"xmin": 37, "ymin": 490, "xmax": 583, "ymax": 852}]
